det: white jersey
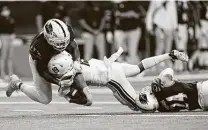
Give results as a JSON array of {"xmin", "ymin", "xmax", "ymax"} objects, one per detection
[{"xmin": 81, "ymin": 59, "xmax": 109, "ymax": 86}]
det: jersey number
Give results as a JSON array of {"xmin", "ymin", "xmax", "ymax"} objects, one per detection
[
  {"xmin": 166, "ymin": 93, "xmax": 187, "ymax": 102},
  {"xmin": 52, "ymin": 67, "xmax": 59, "ymax": 74}
]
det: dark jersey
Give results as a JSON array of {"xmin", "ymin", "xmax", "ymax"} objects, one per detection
[
  {"xmin": 117, "ymin": 1, "xmax": 140, "ymax": 31},
  {"xmin": 29, "ymin": 25, "xmax": 80, "ymax": 84},
  {"xmin": 154, "ymin": 81, "xmax": 200, "ymax": 112},
  {"xmin": 177, "ymin": 1, "xmax": 189, "ymax": 24},
  {"xmin": 199, "ymin": 2, "xmax": 208, "ymax": 20}
]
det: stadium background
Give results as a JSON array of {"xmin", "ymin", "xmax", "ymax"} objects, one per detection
[
  {"xmin": 0, "ymin": 0, "xmax": 207, "ymax": 78},
  {"xmin": 1, "ymin": 1, "xmax": 208, "ymax": 130}
]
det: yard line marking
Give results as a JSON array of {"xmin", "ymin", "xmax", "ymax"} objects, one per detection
[
  {"xmin": 13, "ymin": 110, "xmax": 43, "ymax": 112},
  {"xmin": 132, "ymin": 114, "xmax": 208, "ymax": 117},
  {"xmin": 74, "ymin": 107, "xmax": 102, "ymax": 110},
  {"xmin": 1, "ymin": 72, "xmax": 208, "ymax": 88},
  {"xmin": 128, "ymin": 73, "xmax": 208, "ymax": 82},
  {"xmin": 70, "ymin": 114, "xmax": 208, "ymax": 117},
  {"xmin": 0, "ymin": 89, "xmax": 113, "ymax": 97},
  {"xmin": 94, "ymin": 102, "xmax": 120, "ymax": 105},
  {"xmin": 0, "ymin": 101, "xmax": 120, "ymax": 105}
]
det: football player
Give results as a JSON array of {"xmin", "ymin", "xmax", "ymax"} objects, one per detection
[
  {"xmin": 138, "ymin": 68, "xmax": 208, "ymax": 112},
  {"xmin": 6, "ymin": 19, "xmax": 92, "ymax": 106},
  {"xmin": 47, "ymin": 47, "xmax": 188, "ymax": 111}
]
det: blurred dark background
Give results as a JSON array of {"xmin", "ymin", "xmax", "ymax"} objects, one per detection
[{"xmin": 0, "ymin": 0, "xmax": 208, "ymax": 78}]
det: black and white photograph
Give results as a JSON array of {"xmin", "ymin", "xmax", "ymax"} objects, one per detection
[{"xmin": 0, "ymin": 0, "xmax": 208, "ymax": 129}]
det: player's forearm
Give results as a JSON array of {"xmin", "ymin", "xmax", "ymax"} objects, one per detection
[
  {"xmin": 40, "ymin": 72, "xmax": 59, "ymax": 85},
  {"xmin": 36, "ymin": 60, "xmax": 59, "ymax": 85}
]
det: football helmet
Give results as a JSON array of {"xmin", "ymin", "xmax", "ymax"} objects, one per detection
[
  {"xmin": 158, "ymin": 68, "xmax": 174, "ymax": 87},
  {"xmin": 43, "ymin": 19, "xmax": 70, "ymax": 51},
  {"xmin": 48, "ymin": 51, "xmax": 74, "ymax": 79},
  {"xmin": 136, "ymin": 86, "xmax": 159, "ymax": 112}
]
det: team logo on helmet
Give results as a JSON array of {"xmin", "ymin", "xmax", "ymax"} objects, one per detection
[
  {"xmin": 139, "ymin": 93, "xmax": 148, "ymax": 104},
  {"xmin": 45, "ymin": 23, "xmax": 57, "ymax": 38}
]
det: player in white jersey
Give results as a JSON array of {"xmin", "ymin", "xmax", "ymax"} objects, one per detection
[{"xmin": 49, "ymin": 48, "xmax": 188, "ymax": 111}]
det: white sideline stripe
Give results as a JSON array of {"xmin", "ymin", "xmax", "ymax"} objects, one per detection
[
  {"xmin": 74, "ymin": 107, "xmax": 102, "ymax": 110},
  {"xmin": 71, "ymin": 115, "xmax": 208, "ymax": 117},
  {"xmin": 0, "ymin": 101, "xmax": 120, "ymax": 105},
  {"xmin": 128, "ymin": 73, "xmax": 208, "ymax": 82},
  {"xmin": 1, "ymin": 73, "xmax": 208, "ymax": 88},
  {"xmin": 13, "ymin": 110, "xmax": 43, "ymax": 112},
  {"xmin": 0, "ymin": 89, "xmax": 112, "ymax": 97}
]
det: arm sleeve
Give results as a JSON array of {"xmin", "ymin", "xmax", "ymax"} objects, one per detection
[{"xmin": 36, "ymin": 60, "xmax": 60, "ymax": 85}]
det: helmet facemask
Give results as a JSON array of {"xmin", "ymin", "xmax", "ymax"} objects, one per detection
[
  {"xmin": 136, "ymin": 86, "xmax": 159, "ymax": 112},
  {"xmin": 46, "ymin": 35, "xmax": 70, "ymax": 52}
]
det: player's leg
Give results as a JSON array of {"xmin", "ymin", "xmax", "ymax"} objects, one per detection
[
  {"xmin": 82, "ymin": 32, "xmax": 94, "ymax": 60},
  {"xmin": 0, "ymin": 35, "xmax": 8, "ymax": 78},
  {"xmin": 120, "ymin": 50, "xmax": 188, "ymax": 77},
  {"xmin": 6, "ymin": 55, "xmax": 52, "ymax": 104},
  {"xmin": 107, "ymin": 64, "xmax": 139, "ymax": 111},
  {"xmin": 126, "ymin": 27, "xmax": 141, "ymax": 64},
  {"xmin": 197, "ymin": 80, "xmax": 208, "ymax": 111},
  {"xmin": 95, "ymin": 33, "xmax": 105, "ymax": 60},
  {"xmin": 114, "ymin": 30, "xmax": 126, "ymax": 62},
  {"xmin": 175, "ymin": 24, "xmax": 188, "ymax": 71},
  {"xmin": 7, "ymin": 35, "xmax": 14, "ymax": 76},
  {"xmin": 155, "ymin": 27, "xmax": 165, "ymax": 56}
]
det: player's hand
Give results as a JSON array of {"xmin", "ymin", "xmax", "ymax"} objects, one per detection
[
  {"xmin": 151, "ymin": 78, "xmax": 163, "ymax": 93},
  {"xmin": 59, "ymin": 73, "xmax": 75, "ymax": 88},
  {"xmin": 59, "ymin": 79, "xmax": 73, "ymax": 88}
]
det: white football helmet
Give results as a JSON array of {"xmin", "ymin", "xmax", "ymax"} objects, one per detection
[
  {"xmin": 48, "ymin": 51, "xmax": 74, "ymax": 79},
  {"xmin": 158, "ymin": 68, "xmax": 174, "ymax": 87},
  {"xmin": 136, "ymin": 86, "xmax": 159, "ymax": 112},
  {"xmin": 43, "ymin": 19, "xmax": 70, "ymax": 51}
]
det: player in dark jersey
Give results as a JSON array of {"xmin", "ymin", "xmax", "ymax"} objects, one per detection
[
  {"xmin": 6, "ymin": 19, "xmax": 92, "ymax": 106},
  {"xmin": 137, "ymin": 68, "xmax": 208, "ymax": 112}
]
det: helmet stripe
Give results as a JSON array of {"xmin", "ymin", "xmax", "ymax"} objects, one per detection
[{"xmin": 52, "ymin": 19, "xmax": 66, "ymax": 37}]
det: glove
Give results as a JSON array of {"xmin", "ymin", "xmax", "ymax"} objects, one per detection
[
  {"xmin": 59, "ymin": 72, "xmax": 75, "ymax": 88},
  {"xmin": 151, "ymin": 78, "xmax": 163, "ymax": 94}
]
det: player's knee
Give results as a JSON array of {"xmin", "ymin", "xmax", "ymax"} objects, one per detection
[
  {"xmin": 85, "ymin": 99, "xmax": 92, "ymax": 106},
  {"xmin": 38, "ymin": 96, "xmax": 52, "ymax": 105}
]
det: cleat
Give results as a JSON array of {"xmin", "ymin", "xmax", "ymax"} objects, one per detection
[
  {"xmin": 6, "ymin": 75, "xmax": 22, "ymax": 97},
  {"xmin": 169, "ymin": 50, "xmax": 189, "ymax": 62}
]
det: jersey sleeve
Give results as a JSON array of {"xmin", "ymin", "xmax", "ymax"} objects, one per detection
[
  {"xmin": 65, "ymin": 40, "xmax": 80, "ymax": 61},
  {"xmin": 29, "ymin": 33, "xmax": 43, "ymax": 61}
]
